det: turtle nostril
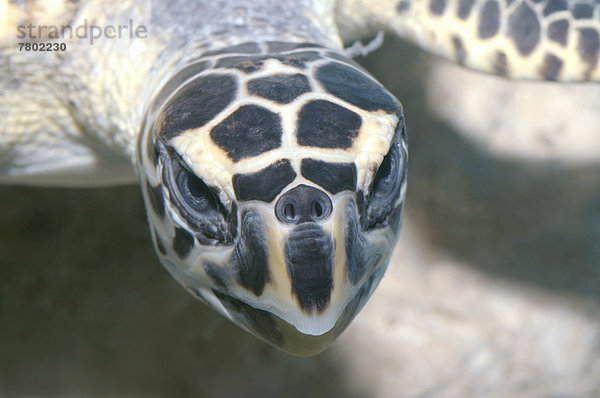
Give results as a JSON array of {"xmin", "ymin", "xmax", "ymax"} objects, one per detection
[
  {"xmin": 312, "ymin": 200, "xmax": 323, "ymax": 218},
  {"xmin": 275, "ymin": 184, "xmax": 333, "ymax": 224},
  {"xmin": 284, "ymin": 202, "xmax": 296, "ymax": 221}
]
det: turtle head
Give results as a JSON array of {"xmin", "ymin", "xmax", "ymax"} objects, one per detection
[{"xmin": 137, "ymin": 43, "xmax": 407, "ymax": 355}]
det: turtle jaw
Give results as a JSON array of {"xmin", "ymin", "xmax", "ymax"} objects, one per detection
[
  {"xmin": 207, "ymin": 289, "xmax": 339, "ymax": 356},
  {"xmin": 194, "ymin": 255, "xmax": 389, "ymax": 357},
  {"xmin": 190, "ymin": 196, "xmax": 397, "ymax": 356},
  {"xmin": 136, "ymin": 132, "xmax": 406, "ymax": 355},
  {"xmin": 141, "ymin": 184, "xmax": 402, "ymax": 355}
]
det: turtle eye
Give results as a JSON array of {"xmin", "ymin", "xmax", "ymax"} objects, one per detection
[
  {"xmin": 364, "ymin": 139, "xmax": 405, "ymax": 229},
  {"xmin": 372, "ymin": 143, "xmax": 400, "ymax": 199},
  {"xmin": 160, "ymin": 143, "xmax": 236, "ymax": 245},
  {"xmin": 175, "ymin": 166, "xmax": 218, "ymax": 214}
]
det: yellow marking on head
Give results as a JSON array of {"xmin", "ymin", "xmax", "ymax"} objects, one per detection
[
  {"xmin": 330, "ymin": 194, "xmax": 354, "ymax": 304},
  {"xmin": 353, "ymin": 112, "xmax": 399, "ymax": 189}
]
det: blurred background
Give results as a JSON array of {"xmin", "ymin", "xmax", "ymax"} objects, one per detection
[{"xmin": 1, "ymin": 36, "xmax": 599, "ymax": 397}]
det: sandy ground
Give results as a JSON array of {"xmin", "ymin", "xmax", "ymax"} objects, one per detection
[{"xmin": 1, "ymin": 37, "xmax": 600, "ymax": 397}]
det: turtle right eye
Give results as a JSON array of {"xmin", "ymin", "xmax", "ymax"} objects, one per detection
[
  {"xmin": 175, "ymin": 166, "xmax": 217, "ymax": 214},
  {"xmin": 160, "ymin": 144, "xmax": 235, "ymax": 245},
  {"xmin": 164, "ymin": 149, "xmax": 224, "ymax": 220}
]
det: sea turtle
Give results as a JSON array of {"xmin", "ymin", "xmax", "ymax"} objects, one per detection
[{"xmin": 1, "ymin": 0, "xmax": 598, "ymax": 356}]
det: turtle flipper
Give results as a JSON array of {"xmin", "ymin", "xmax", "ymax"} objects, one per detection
[
  {"xmin": 0, "ymin": 54, "xmax": 135, "ymax": 186},
  {"xmin": 337, "ymin": 0, "xmax": 600, "ymax": 82}
]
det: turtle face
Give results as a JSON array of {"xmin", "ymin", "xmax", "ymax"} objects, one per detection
[{"xmin": 137, "ymin": 42, "xmax": 407, "ymax": 355}]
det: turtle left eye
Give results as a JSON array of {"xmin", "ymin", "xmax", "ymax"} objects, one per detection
[
  {"xmin": 371, "ymin": 143, "xmax": 400, "ymax": 198},
  {"xmin": 363, "ymin": 137, "xmax": 406, "ymax": 229}
]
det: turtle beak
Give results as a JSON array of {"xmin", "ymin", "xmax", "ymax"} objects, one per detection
[
  {"xmin": 212, "ymin": 290, "xmax": 340, "ymax": 356},
  {"xmin": 276, "ymin": 185, "xmax": 335, "ymax": 315},
  {"xmin": 207, "ymin": 186, "xmax": 392, "ymax": 356}
]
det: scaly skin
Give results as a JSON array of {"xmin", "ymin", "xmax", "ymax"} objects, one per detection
[
  {"xmin": 2, "ymin": 0, "xmax": 598, "ymax": 186},
  {"xmin": 338, "ymin": 0, "xmax": 600, "ymax": 81},
  {"xmin": 0, "ymin": 0, "xmax": 339, "ymax": 185}
]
